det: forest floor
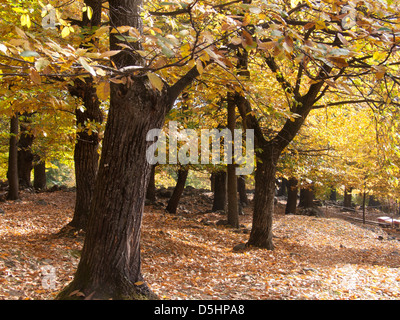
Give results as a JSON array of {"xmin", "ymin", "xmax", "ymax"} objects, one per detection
[{"xmin": 0, "ymin": 189, "xmax": 400, "ymax": 300}]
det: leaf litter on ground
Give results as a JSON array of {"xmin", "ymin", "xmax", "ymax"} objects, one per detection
[{"xmin": 0, "ymin": 190, "xmax": 399, "ymax": 300}]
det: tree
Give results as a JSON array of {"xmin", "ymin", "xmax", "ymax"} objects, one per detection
[
  {"xmin": 285, "ymin": 177, "xmax": 298, "ymax": 214},
  {"xmin": 57, "ymin": 0, "xmax": 207, "ymax": 299},
  {"xmin": 166, "ymin": 166, "xmax": 189, "ymax": 213},
  {"xmin": 231, "ymin": 0, "xmax": 400, "ymax": 249}
]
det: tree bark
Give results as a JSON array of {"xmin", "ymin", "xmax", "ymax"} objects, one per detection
[
  {"xmin": 212, "ymin": 170, "xmax": 226, "ymax": 212},
  {"xmin": 67, "ymin": 78, "xmax": 103, "ymax": 231},
  {"xmin": 285, "ymin": 177, "xmax": 298, "ymax": 214},
  {"xmin": 33, "ymin": 158, "xmax": 46, "ymax": 190},
  {"xmin": 227, "ymin": 93, "xmax": 239, "ymax": 228},
  {"xmin": 343, "ymin": 187, "xmax": 353, "ymax": 209},
  {"xmin": 146, "ymin": 165, "xmax": 156, "ymax": 203},
  {"xmin": 166, "ymin": 167, "xmax": 189, "ymax": 214},
  {"xmin": 7, "ymin": 115, "xmax": 19, "ymax": 200},
  {"xmin": 247, "ymin": 148, "xmax": 279, "ymax": 249},
  {"xmin": 17, "ymin": 120, "xmax": 34, "ymax": 188},
  {"xmin": 298, "ymin": 185, "xmax": 314, "ymax": 208},
  {"xmin": 237, "ymin": 176, "xmax": 248, "ymax": 206}
]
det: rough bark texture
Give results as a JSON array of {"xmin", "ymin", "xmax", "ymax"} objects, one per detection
[
  {"xmin": 166, "ymin": 167, "xmax": 189, "ymax": 214},
  {"xmin": 212, "ymin": 170, "xmax": 226, "ymax": 212},
  {"xmin": 7, "ymin": 115, "xmax": 19, "ymax": 200},
  {"xmin": 285, "ymin": 177, "xmax": 298, "ymax": 214},
  {"xmin": 247, "ymin": 147, "xmax": 279, "ymax": 250}
]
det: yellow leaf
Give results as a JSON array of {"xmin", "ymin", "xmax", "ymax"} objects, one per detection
[
  {"xmin": 96, "ymin": 82, "xmax": 110, "ymax": 101},
  {"xmin": 196, "ymin": 59, "xmax": 204, "ymax": 74},
  {"xmin": 87, "ymin": 6, "xmax": 93, "ymax": 20},
  {"xmin": 61, "ymin": 26, "xmax": 70, "ymax": 38},
  {"xmin": 134, "ymin": 281, "xmax": 144, "ymax": 286},
  {"xmin": 147, "ymin": 72, "xmax": 164, "ymax": 92}
]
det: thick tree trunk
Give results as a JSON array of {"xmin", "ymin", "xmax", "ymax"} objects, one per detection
[
  {"xmin": 33, "ymin": 158, "xmax": 46, "ymax": 190},
  {"xmin": 285, "ymin": 177, "xmax": 298, "ymax": 214},
  {"xmin": 7, "ymin": 115, "xmax": 19, "ymax": 200},
  {"xmin": 166, "ymin": 167, "xmax": 188, "ymax": 214},
  {"xmin": 299, "ymin": 186, "xmax": 314, "ymax": 208},
  {"xmin": 247, "ymin": 149, "xmax": 278, "ymax": 250},
  {"xmin": 58, "ymin": 76, "xmax": 170, "ymax": 300},
  {"xmin": 212, "ymin": 170, "xmax": 226, "ymax": 212},
  {"xmin": 146, "ymin": 165, "xmax": 156, "ymax": 203},
  {"xmin": 17, "ymin": 121, "xmax": 34, "ymax": 188}
]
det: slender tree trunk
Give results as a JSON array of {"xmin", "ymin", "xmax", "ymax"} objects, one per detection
[
  {"xmin": 285, "ymin": 177, "xmax": 298, "ymax": 214},
  {"xmin": 212, "ymin": 170, "xmax": 226, "ymax": 212},
  {"xmin": 227, "ymin": 93, "xmax": 239, "ymax": 228},
  {"xmin": 67, "ymin": 78, "xmax": 103, "ymax": 231},
  {"xmin": 7, "ymin": 115, "xmax": 19, "ymax": 200},
  {"xmin": 33, "ymin": 158, "xmax": 46, "ymax": 190},
  {"xmin": 237, "ymin": 176, "xmax": 248, "ymax": 206},
  {"xmin": 277, "ymin": 177, "xmax": 288, "ymax": 197},
  {"xmin": 146, "ymin": 165, "xmax": 156, "ymax": 203},
  {"xmin": 17, "ymin": 120, "xmax": 34, "ymax": 188},
  {"xmin": 166, "ymin": 167, "xmax": 189, "ymax": 214}
]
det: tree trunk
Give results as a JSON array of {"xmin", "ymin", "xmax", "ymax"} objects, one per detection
[
  {"xmin": 247, "ymin": 149, "xmax": 278, "ymax": 250},
  {"xmin": 227, "ymin": 93, "xmax": 239, "ymax": 228},
  {"xmin": 285, "ymin": 177, "xmax": 298, "ymax": 214},
  {"xmin": 67, "ymin": 78, "xmax": 103, "ymax": 231},
  {"xmin": 166, "ymin": 167, "xmax": 188, "ymax": 214},
  {"xmin": 237, "ymin": 176, "xmax": 248, "ymax": 206},
  {"xmin": 146, "ymin": 165, "xmax": 156, "ymax": 203},
  {"xmin": 329, "ymin": 187, "xmax": 337, "ymax": 201},
  {"xmin": 66, "ymin": 0, "xmax": 103, "ymax": 231},
  {"xmin": 343, "ymin": 187, "xmax": 353, "ymax": 208},
  {"xmin": 212, "ymin": 170, "xmax": 226, "ymax": 212},
  {"xmin": 7, "ymin": 115, "xmax": 19, "ymax": 200},
  {"xmin": 17, "ymin": 120, "xmax": 34, "ymax": 188},
  {"xmin": 299, "ymin": 186, "xmax": 314, "ymax": 208},
  {"xmin": 33, "ymin": 158, "xmax": 46, "ymax": 190},
  {"xmin": 277, "ymin": 177, "xmax": 288, "ymax": 197}
]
